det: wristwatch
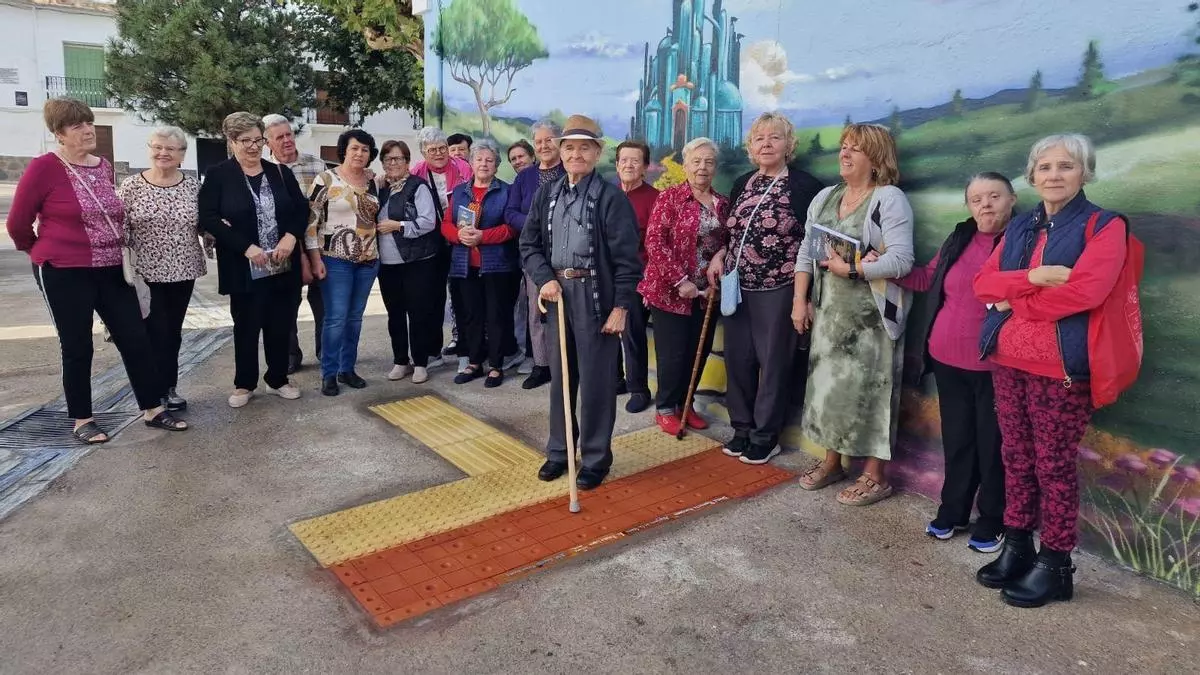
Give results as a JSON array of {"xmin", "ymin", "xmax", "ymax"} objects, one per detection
[{"xmin": 848, "ymin": 260, "xmax": 859, "ymax": 280}]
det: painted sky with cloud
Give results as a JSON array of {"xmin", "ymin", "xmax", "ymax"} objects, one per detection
[{"xmin": 427, "ymin": 0, "xmax": 1189, "ymax": 133}]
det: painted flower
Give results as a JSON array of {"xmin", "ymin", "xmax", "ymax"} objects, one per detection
[
  {"xmin": 1146, "ymin": 448, "xmax": 1178, "ymax": 467},
  {"xmin": 1172, "ymin": 464, "xmax": 1200, "ymax": 483},
  {"xmin": 1114, "ymin": 454, "xmax": 1149, "ymax": 474},
  {"xmin": 1172, "ymin": 497, "xmax": 1200, "ymax": 518},
  {"xmin": 1077, "ymin": 446, "xmax": 1103, "ymax": 463}
]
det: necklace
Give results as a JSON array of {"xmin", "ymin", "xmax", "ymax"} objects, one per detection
[{"xmin": 840, "ymin": 185, "xmax": 872, "ymax": 215}]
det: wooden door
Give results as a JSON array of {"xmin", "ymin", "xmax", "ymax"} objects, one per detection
[{"xmin": 94, "ymin": 125, "xmax": 114, "ymax": 181}]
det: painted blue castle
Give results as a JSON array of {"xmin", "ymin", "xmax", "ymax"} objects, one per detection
[{"xmin": 630, "ymin": 0, "xmax": 744, "ymax": 155}]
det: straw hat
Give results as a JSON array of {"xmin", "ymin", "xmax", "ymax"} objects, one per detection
[{"xmin": 557, "ymin": 114, "xmax": 604, "ymax": 146}]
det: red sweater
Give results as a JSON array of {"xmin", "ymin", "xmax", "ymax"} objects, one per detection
[
  {"xmin": 440, "ymin": 185, "xmax": 515, "ymax": 268},
  {"xmin": 623, "ymin": 182, "xmax": 659, "ymax": 261},
  {"xmin": 974, "ymin": 221, "xmax": 1126, "ymax": 378},
  {"xmin": 6, "ymin": 153, "xmax": 124, "ymax": 267}
]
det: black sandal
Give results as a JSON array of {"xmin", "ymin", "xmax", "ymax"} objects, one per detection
[
  {"xmin": 72, "ymin": 421, "xmax": 109, "ymax": 445},
  {"xmin": 454, "ymin": 365, "xmax": 483, "ymax": 384},
  {"xmin": 144, "ymin": 411, "xmax": 188, "ymax": 431},
  {"xmin": 484, "ymin": 370, "xmax": 504, "ymax": 388}
]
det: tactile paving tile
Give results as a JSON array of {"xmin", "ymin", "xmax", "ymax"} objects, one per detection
[
  {"xmin": 289, "ymin": 426, "xmax": 719, "ymax": 567},
  {"xmin": 328, "ymin": 448, "xmax": 794, "ymax": 628}
]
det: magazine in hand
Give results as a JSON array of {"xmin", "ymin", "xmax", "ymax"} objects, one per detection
[
  {"xmin": 249, "ymin": 250, "xmax": 292, "ymax": 280},
  {"xmin": 456, "ymin": 205, "xmax": 477, "ymax": 230},
  {"xmin": 809, "ymin": 223, "xmax": 864, "ymax": 268}
]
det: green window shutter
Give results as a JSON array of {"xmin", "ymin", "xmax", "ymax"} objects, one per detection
[{"xmin": 62, "ymin": 44, "xmax": 106, "ymax": 107}]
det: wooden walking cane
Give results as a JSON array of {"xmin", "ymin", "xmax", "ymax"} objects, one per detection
[
  {"xmin": 539, "ymin": 294, "xmax": 581, "ymax": 513},
  {"xmin": 677, "ymin": 289, "xmax": 717, "ymax": 440}
]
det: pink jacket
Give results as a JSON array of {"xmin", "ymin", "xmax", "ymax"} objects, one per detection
[{"xmin": 410, "ymin": 157, "xmax": 472, "ymax": 202}]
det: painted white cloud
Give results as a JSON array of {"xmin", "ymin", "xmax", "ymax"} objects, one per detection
[
  {"xmin": 741, "ymin": 40, "xmax": 871, "ymax": 110},
  {"xmin": 563, "ymin": 31, "xmax": 636, "ymax": 59},
  {"xmin": 621, "ymin": 89, "xmax": 641, "ymax": 103}
]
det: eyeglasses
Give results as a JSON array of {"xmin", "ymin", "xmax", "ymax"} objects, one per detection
[
  {"xmin": 149, "ymin": 144, "xmax": 184, "ymax": 153},
  {"xmin": 383, "ymin": 157, "xmax": 408, "ymax": 165},
  {"xmin": 235, "ymin": 137, "xmax": 267, "ymax": 148},
  {"xmin": 424, "ymin": 144, "xmax": 449, "ymax": 155}
]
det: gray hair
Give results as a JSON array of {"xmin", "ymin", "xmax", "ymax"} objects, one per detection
[
  {"xmin": 262, "ymin": 113, "xmax": 291, "ymax": 130},
  {"xmin": 469, "ymin": 138, "xmax": 501, "ymax": 163},
  {"xmin": 416, "ymin": 126, "xmax": 448, "ymax": 152},
  {"xmin": 682, "ymin": 136, "xmax": 718, "ymax": 163},
  {"xmin": 1025, "ymin": 133, "xmax": 1096, "ymax": 185},
  {"xmin": 222, "ymin": 111, "xmax": 264, "ymax": 141},
  {"xmin": 530, "ymin": 118, "xmax": 562, "ymax": 139},
  {"xmin": 149, "ymin": 125, "xmax": 187, "ymax": 151}
]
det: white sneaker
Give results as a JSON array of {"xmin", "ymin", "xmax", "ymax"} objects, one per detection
[
  {"xmin": 426, "ymin": 356, "xmax": 445, "ymax": 369},
  {"xmin": 228, "ymin": 389, "xmax": 252, "ymax": 408},
  {"xmin": 457, "ymin": 356, "xmax": 469, "ymax": 374},
  {"xmin": 388, "ymin": 364, "xmax": 414, "ymax": 381},
  {"xmin": 411, "ymin": 366, "xmax": 429, "ymax": 384},
  {"xmin": 517, "ymin": 358, "xmax": 533, "ymax": 375},
  {"xmin": 268, "ymin": 383, "xmax": 301, "ymax": 400},
  {"xmin": 502, "ymin": 350, "xmax": 524, "ymax": 371}
]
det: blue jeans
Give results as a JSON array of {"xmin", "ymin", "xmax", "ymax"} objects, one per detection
[{"xmin": 320, "ymin": 256, "xmax": 378, "ymax": 379}]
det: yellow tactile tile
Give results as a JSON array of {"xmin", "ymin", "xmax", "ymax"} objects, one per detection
[{"xmin": 289, "ymin": 427, "xmax": 718, "ymax": 567}]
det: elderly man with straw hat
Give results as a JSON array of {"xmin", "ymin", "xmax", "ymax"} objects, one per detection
[{"xmin": 519, "ymin": 114, "xmax": 643, "ymax": 490}]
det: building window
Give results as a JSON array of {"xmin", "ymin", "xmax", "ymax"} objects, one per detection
[
  {"xmin": 314, "ymin": 71, "xmax": 350, "ymax": 125},
  {"xmin": 53, "ymin": 44, "xmax": 111, "ymax": 108},
  {"xmin": 319, "ymin": 146, "xmax": 340, "ymax": 164}
]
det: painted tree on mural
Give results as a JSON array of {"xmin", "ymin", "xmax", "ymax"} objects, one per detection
[
  {"xmin": 1022, "ymin": 69, "xmax": 1045, "ymax": 112},
  {"xmin": 1074, "ymin": 39, "xmax": 1107, "ymax": 99},
  {"xmin": 950, "ymin": 89, "xmax": 964, "ymax": 117},
  {"xmin": 432, "ymin": 0, "xmax": 548, "ymax": 136}
]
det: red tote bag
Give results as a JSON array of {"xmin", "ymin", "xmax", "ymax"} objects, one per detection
[{"xmin": 1085, "ymin": 212, "xmax": 1145, "ymax": 408}]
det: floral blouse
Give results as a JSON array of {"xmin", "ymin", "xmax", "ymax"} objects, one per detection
[
  {"xmin": 720, "ymin": 171, "xmax": 802, "ymax": 290},
  {"xmin": 306, "ymin": 169, "xmax": 380, "ymax": 263},
  {"xmin": 117, "ymin": 172, "xmax": 207, "ymax": 282},
  {"xmin": 638, "ymin": 182, "xmax": 729, "ymax": 315}
]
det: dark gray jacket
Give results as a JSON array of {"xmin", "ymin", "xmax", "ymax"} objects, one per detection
[{"xmin": 519, "ymin": 170, "xmax": 643, "ymax": 318}]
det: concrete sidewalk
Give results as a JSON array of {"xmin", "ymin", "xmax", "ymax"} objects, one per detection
[{"xmin": 0, "ymin": 318, "xmax": 1196, "ymax": 674}]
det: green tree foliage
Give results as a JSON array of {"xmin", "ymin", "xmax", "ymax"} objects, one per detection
[
  {"xmin": 843, "ymin": 114, "xmax": 852, "ymax": 128},
  {"xmin": 1074, "ymin": 40, "xmax": 1106, "ymax": 100},
  {"xmin": 1022, "ymin": 69, "xmax": 1045, "ymax": 112},
  {"xmin": 807, "ymin": 133, "xmax": 822, "ymax": 155},
  {"xmin": 298, "ymin": 0, "xmax": 424, "ymax": 61},
  {"xmin": 432, "ymin": 0, "xmax": 548, "ymax": 136},
  {"xmin": 297, "ymin": 4, "xmax": 423, "ymax": 125},
  {"xmin": 950, "ymin": 88, "xmax": 964, "ymax": 117},
  {"xmin": 106, "ymin": 0, "xmax": 314, "ymax": 137},
  {"xmin": 887, "ymin": 105, "xmax": 903, "ymax": 136},
  {"xmin": 425, "ymin": 87, "xmax": 445, "ymax": 126}
]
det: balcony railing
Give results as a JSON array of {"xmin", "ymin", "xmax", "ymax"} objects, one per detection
[
  {"xmin": 307, "ymin": 105, "xmax": 352, "ymax": 125},
  {"xmin": 45, "ymin": 76, "xmax": 118, "ymax": 109}
]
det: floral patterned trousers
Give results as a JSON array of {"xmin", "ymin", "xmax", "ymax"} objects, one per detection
[{"xmin": 993, "ymin": 366, "xmax": 1093, "ymax": 552}]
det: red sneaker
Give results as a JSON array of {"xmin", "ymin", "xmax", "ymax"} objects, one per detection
[
  {"xmin": 655, "ymin": 412, "xmax": 682, "ymax": 435},
  {"xmin": 685, "ymin": 409, "xmax": 709, "ymax": 430}
]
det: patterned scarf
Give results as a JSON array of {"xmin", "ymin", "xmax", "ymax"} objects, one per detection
[{"xmin": 245, "ymin": 173, "xmax": 279, "ymax": 250}]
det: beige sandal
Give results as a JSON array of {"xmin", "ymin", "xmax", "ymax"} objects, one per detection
[
  {"xmin": 798, "ymin": 462, "xmax": 847, "ymax": 491},
  {"xmin": 836, "ymin": 474, "xmax": 894, "ymax": 506}
]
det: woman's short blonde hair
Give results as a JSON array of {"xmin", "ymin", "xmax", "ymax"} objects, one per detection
[
  {"xmin": 1024, "ymin": 133, "xmax": 1096, "ymax": 185},
  {"xmin": 44, "ymin": 97, "xmax": 94, "ymax": 135},
  {"xmin": 682, "ymin": 137, "xmax": 718, "ymax": 163},
  {"xmin": 840, "ymin": 123, "xmax": 900, "ymax": 186},
  {"xmin": 744, "ymin": 112, "xmax": 796, "ymax": 166},
  {"xmin": 222, "ymin": 112, "xmax": 264, "ymax": 141}
]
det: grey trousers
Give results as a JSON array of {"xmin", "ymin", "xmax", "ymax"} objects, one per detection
[
  {"xmin": 546, "ymin": 277, "xmax": 618, "ymax": 472},
  {"xmin": 523, "ymin": 271, "xmax": 550, "ymax": 367},
  {"xmin": 723, "ymin": 285, "xmax": 798, "ymax": 447}
]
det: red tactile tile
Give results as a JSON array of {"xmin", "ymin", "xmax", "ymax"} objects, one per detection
[{"xmin": 328, "ymin": 448, "xmax": 793, "ymax": 628}]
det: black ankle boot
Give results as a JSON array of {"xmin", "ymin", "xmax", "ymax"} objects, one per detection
[
  {"xmin": 976, "ymin": 528, "xmax": 1035, "ymax": 589},
  {"xmin": 1001, "ymin": 547, "xmax": 1075, "ymax": 608}
]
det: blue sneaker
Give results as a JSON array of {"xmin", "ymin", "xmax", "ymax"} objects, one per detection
[
  {"xmin": 968, "ymin": 532, "xmax": 1005, "ymax": 553},
  {"xmin": 925, "ymin": 521, "xmax": 967, "ymax": 540}
]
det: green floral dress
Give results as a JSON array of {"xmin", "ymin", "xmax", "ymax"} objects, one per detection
[{"xmin": 800, "ymin": 185, "xmax": 904, "ymax": 460}]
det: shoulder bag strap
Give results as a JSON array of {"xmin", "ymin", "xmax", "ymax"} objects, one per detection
[
  {"xmin": 55, "ymin": 153, "xmax": 123, "ymax": 241},
  {"xmin": 730, "ymin": 171, "xmax": 783, "ymax": 269}
]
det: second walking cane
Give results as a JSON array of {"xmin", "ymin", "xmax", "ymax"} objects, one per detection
[
  {"xmin": 677, "ymin": 289, "xmax": 717, "ymax": 440},
  {"xmin": 540, "ymin": 295, "xmax": 581, "ymax": 513}
]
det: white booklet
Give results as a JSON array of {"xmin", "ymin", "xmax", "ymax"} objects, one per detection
[{"xmin": 808, "ymin": 223, "xmax": 863, "ymax": 266}]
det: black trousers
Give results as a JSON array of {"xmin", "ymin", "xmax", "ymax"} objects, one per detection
[
  {"xmin": 651, "ymin": 299, "xmax": 716, "ymax": 412},
  {"xmin": 146, "ymin": 279, "xmax": 196, "ymax": 391},
  {"xmin": 458, "ymin": 269, "xmax": 519, "ymax": 369},
  {"xmin": 723, "ymin": 286, "xmax": 798, "ymax": 446},
  {"xmin": 616, "ymin": 297, "xmax": 650, "ymax": 394},
  {"xmin": 229, "ymin": 280, "xmax": 301, "ymax": 391},
  {"xmin": 546, "ymin": 278, "xmax": 619, "ymax": 472},
  {"xmin": 34, "ymin": 263, "xmax": 162, "ymax": 418},
  {"xmin": 437, "ymin": 246, "xmax": 457, "ymax": 351},
  {"xmin": 289, "ymin": 282, "xmax": 324, "ymax": 362},
  {"xmin": 932, "ymin": 359, "xmax": 1005, "ymax": 537},
  {"xmin": 378, "ymin": 257, "xmax": 442, "ymax": 368}
]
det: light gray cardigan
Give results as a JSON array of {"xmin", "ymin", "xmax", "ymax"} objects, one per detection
[{"xmin": 796, "ymin": 185, "xmax": 916, "ymax": 339}]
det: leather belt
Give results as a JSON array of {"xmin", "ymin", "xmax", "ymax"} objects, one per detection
[{"xmin": 554, "ymin": 268, "xmax": 590, "ymax": 280}]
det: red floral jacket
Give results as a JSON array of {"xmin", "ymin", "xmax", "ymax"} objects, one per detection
[{"xmin": 637, "ymin": 183, "xmax": 729, "ymax": 315}]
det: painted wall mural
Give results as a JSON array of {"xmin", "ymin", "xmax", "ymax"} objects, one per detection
[{"xmin": 424, "ymin": 0, "xmax": 1200, "ymax": 596}]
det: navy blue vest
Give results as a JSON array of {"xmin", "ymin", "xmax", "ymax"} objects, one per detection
[
  {"xmin": 978, "ymin": 191, "xmax": 1118, "ymax": 382},
  {"xmin": 447, "ymin": 178, "xmax": 518, "ymax": 277}
]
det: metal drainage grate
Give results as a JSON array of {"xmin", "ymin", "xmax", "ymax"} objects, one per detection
[{"xmin": 0, "ymin": 409, "xmax": 139, "ymax": 451}]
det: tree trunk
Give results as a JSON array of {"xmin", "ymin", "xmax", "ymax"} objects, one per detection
[{"xmin": 470, "ymin": 82, "xmax": 491, "ymax": 137}]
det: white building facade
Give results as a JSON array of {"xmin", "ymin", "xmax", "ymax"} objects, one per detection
[{"xmin": 0, "ymin": 0, "xmax": 421, "ymax": 182}]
